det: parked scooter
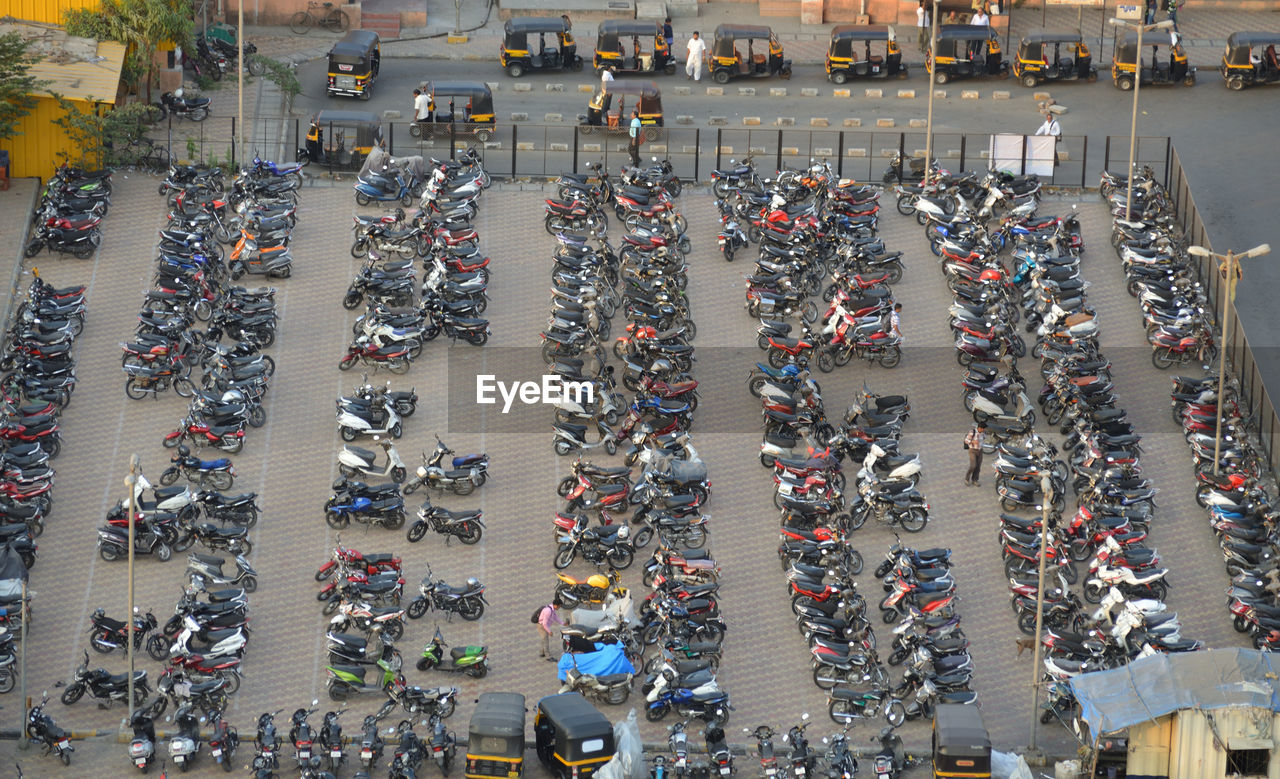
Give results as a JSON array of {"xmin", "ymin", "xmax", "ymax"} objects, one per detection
[
  {"xmin": 128, "ymin": 709, "xmax": 157, "ymax": 772},
  {"xmin": 339, "ymin": 436, "xmax": 407, "ymax": 483},
  {"xmin": 417, "ymin": 627, "xmax": 489, "ymax": 677},
  {"xmin": 27, "ymin": 692, "xmax": 74, "ymax": 765},
  {"xmin": 401, "ymin": 436, "xmax": 489, "ymax": 495},
  {"xmin": 166, "ymin": 704, "xmax": 204, "ymax": 771}
]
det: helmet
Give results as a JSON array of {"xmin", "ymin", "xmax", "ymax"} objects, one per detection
[
  {"xmin": 587, "ymin": 574, "xmax": 610, "ymax": 590},
  {"xmin": 466, "ymin": 577, "xmax": 480, "ymax": 589},
  {"xmin": 174, "ymin": 88, "xmax": 184, "ymax": 98},
  {"xmin": 178, "ymin": 444, "xmax": 191, "ymax": 456},
  {"xmin": 978, "ymin": 268, "xmax": 1002, "ymax": 282},
  {"xmin": 649, "ymin": 358, "xmax": 672, "ymax": 375},
  {"xmin": 221, "ymin": 389, "xmax": 244, "ymax": 404}
]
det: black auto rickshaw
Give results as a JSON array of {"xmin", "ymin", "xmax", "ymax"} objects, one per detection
[
  {"xmin": 927, "ymin": 25, "xmax": 1006, "ymax": 84},
  {"xmin": 300, "ymin": 110, "xmax": 383, "ymax": 169},
  {"xmin": 1112, "ymin": 30, "xmax": 1195, "ymax": 89},
  {"xmin": 825, "ymin": 25, "xmax": 907, "ymax": 83},
  {"xmin": 582, "ymin": 80, "xmax": 663, "ymax": 140},
  {"xmin": 500, "ymin": 17, "xmax": 581, "ymax": 78},
  {"xmin": 594, "ymin": 20, "xmax": 675, "ymax": 75},
  {"xmin": 327, "ymin": 29, "xmax": 381, "ymax": 99},
  {"xmin": 932, "ymin": 704, "xmax": 991, "ymax": 779},
  {"xmin": 410, "ymin": 81, "xmax": 497, "ymax": 142},
  {"xmin": 709, "ymin": 24, "xmax": 793, "ymax": 84},
  {"xmin": 1220, "ymin": 31, "xmax": 1280, "ymax": 90},
  {"xmin": 533, "ymin": 693, "xmax": 614, "ymax": 779},
  {"xmin": 1011, "ymin": 29, "xmax": 1096, "ymax": 87},
  {"xmin": 467, "ymin": 692, "xmax": 527, "ymax": 779}
]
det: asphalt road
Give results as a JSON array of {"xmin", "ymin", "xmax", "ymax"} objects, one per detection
[{"xmin": 293, "ymin": 54, "xmax": 1280, "ymax": 390}]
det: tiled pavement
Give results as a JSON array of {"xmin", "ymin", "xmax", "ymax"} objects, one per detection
[{"xmin": 4, "ymin": 176, "xmax": 1252, "ymax": 776}]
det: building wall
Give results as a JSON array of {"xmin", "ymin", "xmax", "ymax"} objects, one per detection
[
  {"xmin": 7, "ymin": 0, "xmax": 98, "ymax": 25},
  {"xmin": 0, "ymin": 97, "xmax": 95, "ymax": 179},
  {"xmin": 1129, "ymin": 717, "xmax": 1173, "ymax": 778},
  {"xmin": 1170, "ymin": 708, "xmax": 1278, "ymax": 779}
]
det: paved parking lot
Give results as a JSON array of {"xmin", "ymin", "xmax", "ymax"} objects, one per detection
[{"xmin": 9, "ymin": 172, "xmax": 1250, "ymax": 775}]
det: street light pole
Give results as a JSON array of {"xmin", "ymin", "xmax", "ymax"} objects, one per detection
[
  {"xmin": 237, "ymin": 0, "xmax": 244, "ymax": 166},
  {"xmin": 1028, "ymin": 473, "xmax": 1053, "ymax": 751},
  {"xmin": 126, "ymin": 454, "xmax": 140, "ymax": 721},
  {"xmin": 923, "ymin": 0, "xmax": 939, "ymax": 188},
  {"xmin": 1108, "ymin": 18, "xmax": 1172, "ymax": 222},
  {"xmin": 1188, "ymin": 243, "xmax": 1271, "ymax": 477}
]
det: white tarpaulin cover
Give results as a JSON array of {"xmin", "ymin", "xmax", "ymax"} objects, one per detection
[
  {"xmin": 988, "ymin": 134, "xmax": 1056, "ymax": 177},
  {"xmin": 1068, "ymin": 648, "xmax": 1280, "ymax": 735}
]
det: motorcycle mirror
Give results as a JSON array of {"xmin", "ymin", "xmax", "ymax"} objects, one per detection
[
  {"xmin": 312, "ymin": 699, "xmax": 320, "ymax": 706},
  {"xmin": 822, "ymin": 738, "xmax": 829, "ymax": 744},
  {"xmin": 781, "ymin": 735, "xmax": 789, "ymax": 744},
  {"xmin": 42, "ymin": 690, "xmax": 47, "ymax": 696},
  {"xmin": 165, "ymin": 716, "xmax": 172, "ymax": 722},
  {"xmin": 200, "ymin": 716, "xmax": 207, "ymax": 724},
  {"xmin": 133, "ymin": 606, "xmax": 140, "ymax": 613}
]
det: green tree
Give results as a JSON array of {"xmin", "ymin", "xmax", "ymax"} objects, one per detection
[
  {"xmin": 0, "ymin": 32, "xmax": 44, "ymax": 142},
  {"xmin": 64, "ymin": 0, "xmax": 193, "ymax": 102},
  {"xmin": 51, "ymin": 96, "xmax": 155, "ymax": 168}
]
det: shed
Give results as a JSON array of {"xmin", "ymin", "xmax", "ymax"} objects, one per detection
[
  {"xmin": 1069, "ymin": 648, "xmax": 1280, "ymax": 779},
  {"xmin": 0, "ymin": 20, "xmax": 127, "ymax": 178}
]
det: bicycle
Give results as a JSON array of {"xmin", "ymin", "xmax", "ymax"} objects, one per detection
[{"xmin": 290, "ymin": 1, "xmax": 350, "ymax": 34}]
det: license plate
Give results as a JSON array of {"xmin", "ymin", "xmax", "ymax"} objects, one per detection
[
  {"xmin": 300, "ymin": 749, "xmax": 310, "ymax": 759},
  {"xmin": 212, "ymin": 748, "xmax": 223, "ymax": 756},
  {"xmin": 175, "ymin": 755, "xmax": 185, "ymax": 763},
  {"xmin": 333, "ymin": 750, "xmax": 343, "ymax": 758},
  {"xmin": 795, "ymin": 768, "xmax": 806, "ymax": 775},
  {"xmin": 136, "ymin": 759, "xmax": 147, "ymax": 767},
  {"xmin": 720, "ymin": 768, "xmax": 731, "ymax": 775},
  {"xmin": 362, "ymin": 750, "xmax": 373, "ymax": 759},
  {"xmin": 58, "ymin": 740, "xmax": 69, "ymax": 749},
  {"xmin": 766, "ymin": 771, "xmax": 776, "ymax": 777},
  {"xmin": 717, "ymin": 237, "xmax": 726, "ymax": 246}
]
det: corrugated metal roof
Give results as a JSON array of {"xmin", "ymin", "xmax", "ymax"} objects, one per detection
[{"xmin": 0, "ymin": 21, "xmax": 126, "ymax": 104}]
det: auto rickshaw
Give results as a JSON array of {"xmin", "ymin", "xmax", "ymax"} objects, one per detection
[
  {"xmin": 581, "ymin": 80, "xmax": 663, "ymax": 140},
  {"xmin": 932, "ymin": 703, "xmax": 991, "ymax": 778},
  {"xmin": 1220, "ymin": 31, "xmax": 1280, "ymax": 90},
  {"xmin": 825, "ymin": 25, "xmax": 907, "ymax": 83},
  {"xmin": 467, "ymin": 692, "xmax": 526, "ymax": 779},
  {"xmin": 500, "ymin": 17, "xmax": 581, "ymax": 78},
  {"xmin": 1112, "ymin": 30, "xmax": 1195, "ymax": 89},
  {"xmin": 299, "ymin": 110, "xmax": 383, "ymax": 169},
  {"xmin": 327, "ymin": 29, "xmax": 381, "ymax": 99},
  {"xmin": 533, "ymin": 693, "xmax": 614, "ymax": 779},
  {"xmin": 1011, "ymin": 29, "xmax": 1096, "ymax": 87},
  {"xmin": 410, "ymin": 81, "xmax": 496, "ymax": 142},
  {"xmin": 594, "ymin": 20, "xmax": 675, "ymax": 75},
  {"xmin": 708, "ymin": 24, "xmax": 793, "ymax": 84},
  {"xmin": 926, "ymin": 25, "xmax": 1006, "ymax": 84}
]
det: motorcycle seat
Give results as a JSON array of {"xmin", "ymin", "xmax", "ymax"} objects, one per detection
[
  {"xmin": 585, "ymin": 464, "xmax": 631, "ymax": 477},
  {"xmin": 448, "ymin": 646, "xmax": 479, "ymax": 660},
  {"xmin": 153, "ymin": 485, "xmax": 188, "ymax": 500},
  {"xmin": 106, "ymin": 670, "xmax": 145, "ymax": 686},
  {"xmin": 912, "ymin": 567, "xmax": 951, "ymax": 582},
  {"xmin": 198, "ymin": 523, "xmax": 247, "ymax": 539},
  {"xmin": 190, "ymin": 553, "xmax": 226, "ymax": 569},
  {"xmin": 330, "ymin": 663, "xmax": 367, "ymax": 680},
  {"xmin": 439, "ymin": 582, "xmax": 472, "ymax": 595},
  {"xmin": 368, "ymin": 604, "xmax": 403, "ymax": 617},
  {"xmin": 878, "ymin": 478, "xmax": 914, "ymax": 495},
  {"xmin": 329, "ymin": 633, "xmax": 368, "ymax": 650},
  {"xmin": 594, "ymin": 482, "xmax": 626, "ymax": 496},
  {"xmin": 559, "ymin": 423, "xmax": 587, "ymax": 437},
  {"xmin": 203, "ymin": 627, "xmax": 240, "ymax": 641},
  {"xmin": 932, "ymin": 654, "xmax": 971, "ymax": 675},
  {"xmin": 928, "ymin": 636, "xmax": 970, "ymax": 654},
  {"xmin": 96, "ymin": 615, "xmax": 127, "ymax": 632},
  {"xmin": 936, "ymin": 691, "xmax": 979, "ymax": 705},
  {"xmin": 206, "ymin": 588, "xmax": 245, "ymax": 602},
  {"xmin": 199, "ymin": 458, "xmax": 231, "ymax": 469},
  {"xmin": 437, "ymin": 507, "xmax": 482, "ymax": 522},
  {"xmin": 363, "ymin": 553, "xmax": 397, "ymax": 565},
  {"xmin": 347, "ymin": 446, "xmax": 377, "ymax": 463},
  {"xmin": 188, "ymin": 679, "xmax": 224, "ymax": 695},
  {"xmin": 595, "ymin": 672, "xmax": 631, "ymax": 686}
]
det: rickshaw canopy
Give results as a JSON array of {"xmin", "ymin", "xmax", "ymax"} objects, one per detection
[
  {"xmin": 328, "ymin": 30, "xmax": 380, "ymax": 66},
  {"xmin": 536, "ymin": 692, "xmax": 614, "ymax": 765},
  {"xmin": 314, "ymin": 109, "xmax": 382, "ymax": 140},
  {"xmin": 828, "ymin": 25, "xmax": 895, "ymax": 58},
  {"xmin": 1018, "ymin": 28, "xmax": 1083, "ymax": 61},
  {"xmin": 598, "ymin": 19, "xmax": 664, "ymax": 47},
  {"xmin": 505, "ymin": 16, "xmax": 572, "ymax": 46},
  {"xmin": 469, "ymin": 692, "xmax": 526, "ymax": 759},
  {"xmin": 1114, "ymin": 29, "xmax": 1181, "ymax": 65},
  {"xmin": 711, "ymin": 24, "xmax": 779, "ymax": 59},
  {"xmin": 933, "ymin": 703, "xmax": 992, "ymax": 776},
  {"xmin": 1224, "ymin": 31, "xmax": 1280, "ymax": 66},
  {"xmin": 423, "ymin": 80, "xmax": 495, "ymax": 116},
  {"xmin": 933, "ymin": 25, "xmax": 1000, "ymax": 57}
]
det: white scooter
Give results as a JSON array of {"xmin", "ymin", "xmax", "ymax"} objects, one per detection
[
  {"xmin": 169, "ymin": 615, "xmax": 248, "ymax": 660},
  {"xmin": 971, "ymin": 387, "xmax": 1035, "ymax": 426},
  {"xmin": 167, "ymin": 705, "xmax": 203, "ymax": 770},
  {"xmin": 338, "ymin": 436, "xmax": 407, "ymax": 483},
  {"xmin": 555, "ymin": 379, "xmax": 624, "ymax": 426},
  {"xmin": 860, "ymin": 444, "xmax": 922, "ymax": 484},
  {"xmin": 336, "ymin": 398, "xmax": 402, "ymax": 442}
]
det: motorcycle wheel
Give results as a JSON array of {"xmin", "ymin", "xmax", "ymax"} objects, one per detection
[
  {"xmin": 209, "ymin": 471, "xmax": 234, "ymax": 490},
  {"xmin": 452, "ymin": 479, "xmax": 475, "ymax": 496},
  {"xmin": 326, "ymin": 511, "xmax": 350, "ymax": 529},
  {"xmin": 606, "ymin": 686, "xmax": 630, "ymax": 705},
  {"xmin": 437, "ymin": 697, "xmax": 457, "ymax": 719},
  {"xmin": 146, "ymin": 635, "xmax": 168, "ymax": 661},
  {"xmin": 406, "ymin": 597, "xmax": 428, "ymax": 619},
  {"xmin": 99, "ymin": 544, "xmax": 122, "ymax": 562},
  {"xmin": 60, "ymin": 683, "xmax": 85, "ymax": 705},
  {"xmin": 633, "ymin": 526, "xmax": 654, "ymax": 549},
  {"xmin": 323, "ymin": 596, "xmax": 341, "ymax": 615},
  {"xmin": 125, "ymin": 378, "xmax": 148, "ymax": 400},
  {"xmin": 553, "ymin": 545, "xmax": 576, "ymax": 569},
  {"xmin": 467, "ymin": 663, "xmax": 488, "ymax": 679},
  {"xmin": 1040, "ymin": 710, "xmax": 1056, "ymax": 725},
  {"xmin": 1017, "ymin": 611, "xmax": 1038, "ymax": 635},
  {"xmin": 816, "ymin": 349, "xmax": 836, "ymax": 374},
  {"xmin": 899, "ymin": 508, "xmax": 928, "ymax": 533},
  {"xmin": 173, "ymin": 531, "xmax": 195, "ymax": 553},
  {"xmin": 1082, "ymin": 581, "xmax": 1105, "ymax": 604},
  {"xmin": 609, "ymin": 546, "xmax": 635, "ymax": 570},
  {"xmin": 878, "ymin": 347, "xmax": 902, "ymax": 369},
  {"xmin": 457, "ymin": 521, "xmax": 483, "ymax": 545},
  {"xmin": 417, "ymin": 656, "xmax": 435, "ymax": 672},
  {"xmin": 89, "ymin": 630, "xmax": 114, "ymax": 653},
  {"xmin": 645, "ymin": 703, "xmax": 670, "ymax": 722},
  {"xmin": 383, "ymin": 620, "xmax": 405, "ymax": 641},
  {"xmin": 329, "ymin": 683, "xmax": 351, "ymax": 701},
  {"xmin": 407, "ymin": 521, "xmax": 428, "ymax": 543},
  {"xmin": 383, "ymin": 510, "xmax": 406, "ymax": 530},
  {"xmin": 886, "ymin": 701, "xmax": 907, "ymax": 727},
  {"xmin": 339, "ymin": 427, "xmax": 359, "ymax": 442},
  {"xmin": 159, "ymin": 468, "xmax": 180, "ymax": 486},
  {"xmin": 342, "ymin": 290, "xmax": 363, "ymax": 310},
  {"xmin": 156, "ymin": 543, "xmax": 172, "ymax": 562}
]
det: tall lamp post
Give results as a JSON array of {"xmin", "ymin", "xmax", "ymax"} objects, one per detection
[
  {"xmin": 1187, "ymin": 243, "xmax": 1271, "ymax": 476},
  {"xmin": 923, "ymin": 0, "xmax": 940, "ymax": 188},
  {"xmin": 1107, "ymin": 17, "xmax": 1173, "ymax": 221}
]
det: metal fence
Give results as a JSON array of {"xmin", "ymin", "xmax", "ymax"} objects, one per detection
[
  {"xmin": 1167, "ymin": 146, "xmax": 1280, "ymax": 480},
  {"xmin": 155, "ymin": 116, "xmax": 1170, "ymax": 189}
]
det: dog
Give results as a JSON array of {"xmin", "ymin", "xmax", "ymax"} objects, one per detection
[{"xmin": 1015, "ymin": 637, "xmax": 1037, "ymax": 656}]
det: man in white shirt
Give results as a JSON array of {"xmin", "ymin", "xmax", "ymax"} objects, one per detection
[
  {"xmin": 1035, "ymin": 112, "xmax": 1061, "ymax": 137},
  {"xmin": 413, "ymin": 88, "xmax": 433, "ymax": 124},
  {"xmin": 972, "ymin": 8, "xmax": 989, "ymax": 26},
  {"xmin": 600, "ymin": 66, "xmax": 615, "ymax": 111},
  {"xmin": 686, "ymin": 31, "xmax": 706, "ymax": 81}
]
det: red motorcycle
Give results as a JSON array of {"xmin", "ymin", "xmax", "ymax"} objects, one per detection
[
  {"xmin": 563, "ymin": 473, "xmax": 630, "ymax": 513},
  {"xmin": 162, "ymin": 416, "xmax": 245, "ymax": 453},
  {"xmin": 314, "ymin": 540, "xmax": 402, "ymax": 581},
  {"xmin": 338, "ymin": 337, "xmax": 414, "ymax": 374},
  {"xmin": 1150, "ymin": 326, "xmax": 1215, "ymax": 369}
]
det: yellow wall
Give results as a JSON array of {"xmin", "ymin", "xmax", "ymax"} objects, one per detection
[
  {"xmin": 0, "ymin": 97, "xmax": 98, "ymax": 179},
  {"xmin": 6, "ymin": 0, "xmax": 98, "ymax": 25},
  {"xmin": 1129, "ymin": 717, "xmax": 1173, "ymax": 777}
]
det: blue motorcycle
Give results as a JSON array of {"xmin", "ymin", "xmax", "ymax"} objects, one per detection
[
  {"xmin": 159, "ymin": 445, "xmax": 235, "ymax": 490},
  {"xmin": 324, "ymin": 491, "xmax": 407, "ymax": 530},
  {"xmin": 354, "ymin": 171, "xmax": 421, "ymax": 208},
  {"xmin": 250, "ymin": 156, "xmax": 304, "ymax": 187},
  {"xmin": 643, "ymin": 670, "xmax": 731, "ymax": 724}
]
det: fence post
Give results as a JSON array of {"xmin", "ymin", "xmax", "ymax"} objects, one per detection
[
  {"xmin": 1163, "ymin": 136, "xmax": 1171, "ymax": 190},
  {"xmin": 1019, "ymin": 135, "xmax": 1027, "ymax": 176},
  {"xmin": 836, "ymin": 131, "xmax": 844, "ymax": 178},
  {"xmin": 511, "ymin": 124, "xmax": 518, "ymax": 178},
  {"xmin": 1103, "ymin": 135, "xmax": 1110, "ymax": 174},
  {"xmin": 388, "ymin": 122, "xmax": 395, "ymax": 157},
  {"xmin": 715, "ymin": 129, "xmax": 723, "ymax": 173},
  {"xmin": 694, "ymin": 128, "xmax": 700, "ymax": 182},
  {"xmin": 959, "ymin": 135, "xmax": 966, "ymax": 176},
  {"xmin": 1080, "ymin": 134, "xmax": 1088, "ymax": 189},
  {"xmin": 450, "ymin": 122, "xmax": 457, "ymax": 160},
  {"xmin": 572, "ymin": 125, "xmax": 579, "ymax": 174},
  {"xmin": 775, "ymin": 130, "xmax": 783, "ymax": 174}
]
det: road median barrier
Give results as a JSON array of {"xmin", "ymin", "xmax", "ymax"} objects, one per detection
[
  {"xmin": 512, "ymin": 83, "xmax": 532, "ymax": 92},
  {"xmin": 810, "ymin": 118, "xmax": 829, "ymax": 127},
  {"xmin": 898, "ymin": 89, "xmax": 915, "ymax": 98},
  {"xmin": 865, "ymin": 88, "xmax": 882, "ymax": 98},
  {"xmin": 775, "ymin": 117, "xmax": 795, "ymax": 126}
]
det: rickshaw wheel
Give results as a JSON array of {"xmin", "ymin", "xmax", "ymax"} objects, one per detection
[
  {"xmin": 831, "ymin": 71, "xmax": 847, "ymax": 85},
  {"xmin": 713, "ymin": 69, "xmax": 730, "ymax": 85},
  {"xmin": 580, "ymin": 125, "xmax": 593, "ymax": 135},
  {"xmin": 665, "ymin": 63, "xmax": 676, "ymax": 75},
  {"xmin": 1184, "ymin": 73, "xmax": 1195, "ymax": 86},
  {"xmin": 1117, "ymin": 74, "xmax": 1134, "ymax": 91},
  {"xmin": 409, "ymin": 123, "xmax": 423, "ymax": 138},
  {"xmin": 780, "ymin": 67, "xmax": 792, "ymax": 80},
  {"xmin": 475, "ymin": 129, "xmax": 492, "ymax": 142},
  {"xmin": 1227, "ymin": 76, "xmax": 1244, "ymax": 90},
  {"xmin": 507, "ymin": 63, "xmax": 524, "ymax": 78},
  {"xmin": 1087, "ymin": 70, "xmax": 1097, "ymax": 82},
  {"xmin": 643, "ymin": 127, "xmax": 660, "ymax": 142},
  {"xmin": 934, "ymin": 71, "xmax": 949, "ymax": 85},
  {"xmin": 1021, "ymin": 74, "xmax": 1037, "ymax": 88}
]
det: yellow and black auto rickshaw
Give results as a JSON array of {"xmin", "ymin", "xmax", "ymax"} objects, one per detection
[
  {"xmin": 826, "ymin": 25, "xmax": 907, "ymax": 83},
  {"xmin": 299, "ymin": 110, "xmax": 383, "ymax": 169},
  {"xmin": 1011, "ymin": 29, "xmax": 1097, "ymax": 87},
  {"xmin": 1112, "ymin": 30, "xmax": 1195, "ymax": 89},
  {"xmin": 534, "ymin": 693, "xmax": 614, "ymax": 779},
  {"xmin": 926, "ymin": 25, "xmax": 1006, "ymax": 84},
  {"xmin": 466, "ymin": 692, "xmax": 526, "ymax": 779},
  {"xmin": 594, "ymin": 20, "xmax": 675, "ymax": 76},
  {"xmin": 327, "ymin": 29, "xmax": 381, "ymax": 99},
  {"xmin": 709, "ymin": 24, "xmax": 793, "ymax": 84},
  {"xmin": 582, "ymin": 80, "xmax": 663, "ymax": 140},
  {"xmin": 410, "ymin": 81, "xmax": 497, "ymax": 142},
  {"xmin": 1220, "ymin": 31, "xmax": 1280, "ymax": 90},
  {"xmin": 500, "ymin": 17, "xmax": 582, "ymax": 78},
  {"xmin": 932, "ymin": 703, "xmax": 991, "ymax": 779}
]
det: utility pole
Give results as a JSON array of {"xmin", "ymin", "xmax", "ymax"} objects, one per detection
[
  {"xmin": 126, "ymin": 454, "xmax": 140, "ymax": 720},
  {"xmin": 923, "ymin": 0, "xmax": 939, "ymax": 188},
  {"xmin": 237, "ymin": 0, "xmax": 244, "ymax": 166},
  {"xmin": 1028, "ymin": 472, "xmax": 1053, "ymax": 750}
]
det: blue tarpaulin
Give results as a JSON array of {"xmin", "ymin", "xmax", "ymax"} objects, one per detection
[
  {"xmin": 558, "ymin": 642, "xmax": 636, "ymax": 682},
  {"xmin": 1068, "ymin": 648, "xmax": 1280, "ymax": 735}
]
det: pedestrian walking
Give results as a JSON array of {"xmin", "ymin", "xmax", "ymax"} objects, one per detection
[
  {"xmin": 1144, "ymin": 0, "xmax": 1156, "ymax": 24},
  {"xmin": 1034, "ymin": 111, "xmax": 1061, "ymax": 138},
  {"xmin": 1165, "ymin": 0, "xmax": 1182, "ymax": 31},
  {"xmin": 601, "ymin": 66, "xmax": 615, "ymax": 111},
  {"xmin": 686, "ymin": 30, "xmax": 706, "ymax": 80},
  {"xmin": 663, "ymin": 17, "xmax": 675, "ymax": 52},
  {"xmin": 963, "ymin": 422, "xmax": 986, "ymax": 486},
  {"xmin": 536, "ymin": 598, "xmax": 564, "ymax": 660},
  {"xmin": 890, "ymin": 302, "xmax": 903, "ymax": 342},
  {"xmin": 413, "ymin": 88, "xmax": 433, "ymax": 125},
  {"xmin": 916, "ymin": 0, "xmax": 930, "ymax": 53},
  {"xmin": 628, "ymin": 109, "xmax": 642, "ymax": 166}
]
